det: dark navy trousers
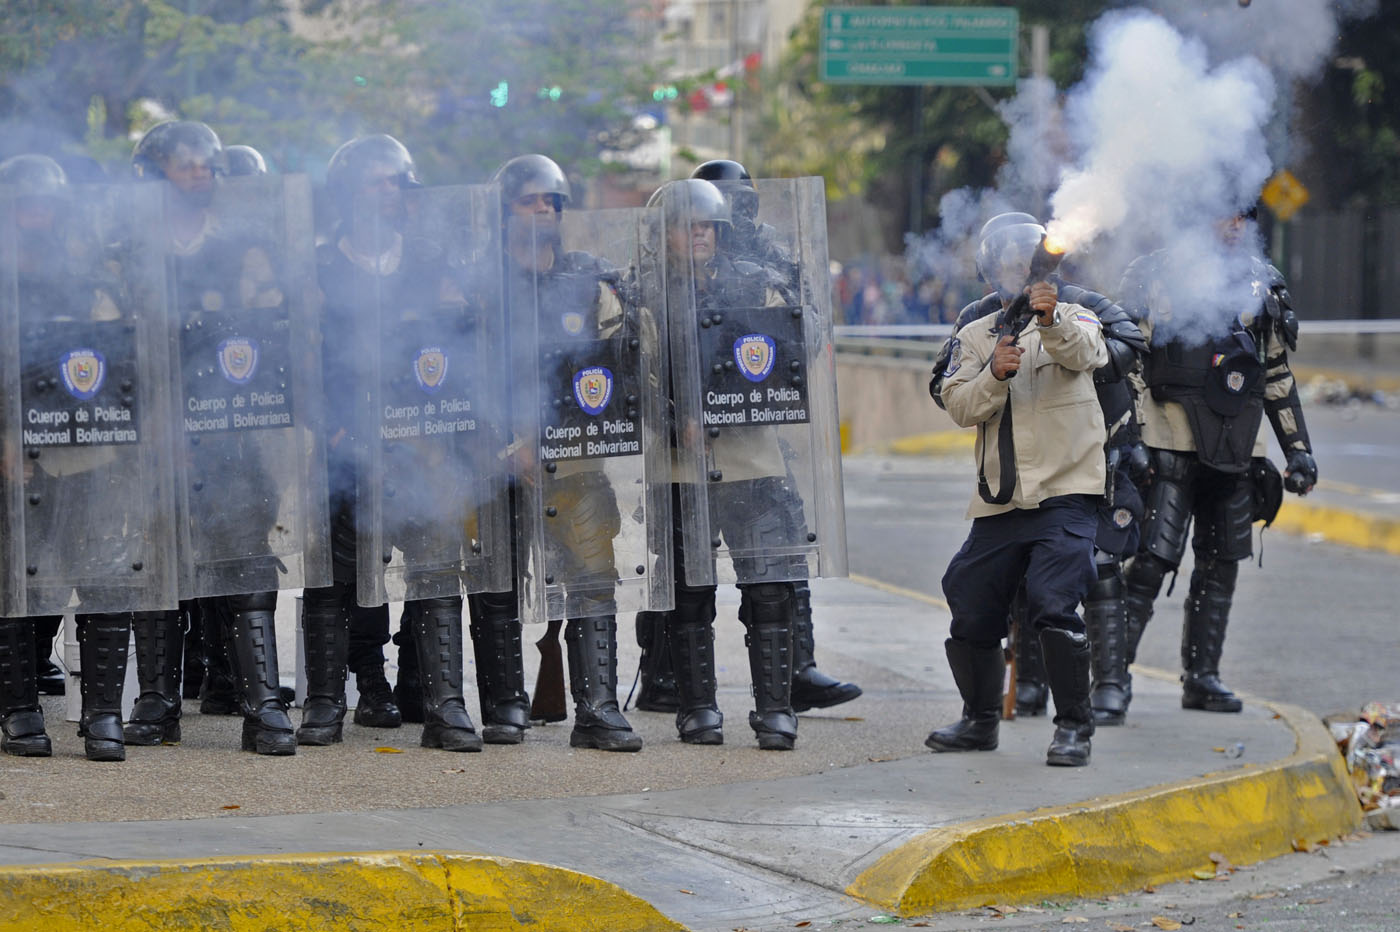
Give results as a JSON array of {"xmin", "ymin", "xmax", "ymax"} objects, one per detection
[{"xmin": 941, "ymin": 495, "xmax": 1099, "ymax": 646}]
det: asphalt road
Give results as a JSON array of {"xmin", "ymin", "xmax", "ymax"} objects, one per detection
[{"xmin": 838, "ymin": 399, "xmax": 1400, "ymax": 932}]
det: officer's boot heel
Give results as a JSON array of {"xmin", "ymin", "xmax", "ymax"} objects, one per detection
[
  {"xmin": 742, "ymin": 585, "xmax": 798, "ymax": 751},
  {"xmin": 77, "ymin": 614, "xmax": 131, "ymax": 762},
  {"xmin": 1181, "ymin": 561, "xmax": 1243, "ymax": 713},
  {"xmin": 296, "ymin": 599, "xmax": 348, "ymax": 746},
  {"xmin": 1042, "ymin": 627, "xmax": 1094, "ymax": 767},
  {"xmin": 925, "ymin": 638, "xmax": 1003, "ymax": 752},
  {"xmin": 1, "ymin": 619, "xmax": 52, "ymax": 757},
  {"xmin": 229, "ymin": 597, "xmax": 296, "ymax": 756},
  {"xmin": 413, "ymin": 598, "xmax": 482, "ymax": 752},
  {"xmin": 789, "ymin": 582, "xmax": 862, "ymax": 713},
  {"xmin": 124, "ymin": 610, "xmax": 183, "ymax": 745},
  {"xmin": 565, "ymin": 616, "xmax": 642, "ymax": 752}
]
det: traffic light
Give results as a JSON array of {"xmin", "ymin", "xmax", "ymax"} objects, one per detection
[
  {"xmin": 651, "ymin": 84, "xmax": 679, "ymax": 102},
  {"xmin": 490, "ymin": 81, "xmax": 509, "ymax": 107},
  {"xmin": 537, "ymin": 85, "xmax": 562, "ymax": 101}
]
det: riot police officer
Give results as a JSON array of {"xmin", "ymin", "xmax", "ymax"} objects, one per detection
[
  {"xmin": 305, "ymin": 134, "xmax": 482, "ymax": 752},
  {"xmin": 1115, "ymin": 217, "xmax": 1317, "ymax": 715},
  {"xmin": 0, "ymin": 154, "xmax": 166, "ymax": 761},
  {"xmin": 128, "ymin": 120, "xmax": 304, "ymax": 754},
  {"xmin": 648, "ymin": 178, "xmax": 809, "ymax": 750},
  {"xmin": 932, "ymin": 213, "xmax": 1149, "ymax": 725},
  {"xmin": 633, "ymin": 161, "xmax": 862, "ymax": 718},
  {"xmin": 929, "ymin": 215, "xmax": 1107, "ymax": 766},
  {"xmin": 488, "ymin": 153, "xmax": 648, "ymax": 752}
]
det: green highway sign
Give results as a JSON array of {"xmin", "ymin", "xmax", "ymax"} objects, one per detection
[{"xmin": 820, "ymin": 6, "xmax": 1019, "ymax": 86}]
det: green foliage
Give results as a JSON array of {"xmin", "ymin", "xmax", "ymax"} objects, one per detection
[{"xmin": 0, "ymin": 0, "xmax": 653, "ymax": 185}]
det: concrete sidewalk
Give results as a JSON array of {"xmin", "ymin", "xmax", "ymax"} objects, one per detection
[{"xmin": 0, "ymin": 576, "xmax": 1364, "ymax": 931}]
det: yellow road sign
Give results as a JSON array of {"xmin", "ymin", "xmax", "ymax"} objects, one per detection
[{"xmin": 1261, "ymin": 168, "xmax": 1310, "ymax": 222}]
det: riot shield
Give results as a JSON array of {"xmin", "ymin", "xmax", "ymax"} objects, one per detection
[
  {"xmin": 0, "ymin": 183, "xmax": 179, "ymax": 616},
  {"xmin": 354, "ymin": 184, "xmax": 509, "ymax": 606},
  {"xmin": 667, "ymin": 176, "xmax": 847, "ymax": 588},
  {"xmin": 165, "ymin": 173, "xmax": 330, "ymax": 599},
  {"xmin": 507, "ymin": 206, "xmax": 672, "ymax": 625}
]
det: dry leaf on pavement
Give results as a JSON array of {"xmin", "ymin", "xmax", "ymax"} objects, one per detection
[
  {"xmin": 1151, "ymin": 918, "xmax": 1183, "ymax": 931},
  {"xmin": 373, "ymin": 746, "xmax": 403, "ymax": 753}
]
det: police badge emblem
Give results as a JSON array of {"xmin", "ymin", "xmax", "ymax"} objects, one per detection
[
  {"xmin": 1113, "ymin": 507, "xmax": 1132, "ymax": 528},
  {"xmin": 561, "ymin": 310, "xmax": 585, "ymax": 336},
  {"xmin": 60, "ymin": 348, "xmax": 106, "ymax": 400},
  {"xmin": 734, "ymin": 334, "xmax": 776, "ymax": 383},
  {"xmin": 1226, "ymin": 370, "xmax": 1245, "ymax": 392},
  {"xmin": 944, "ymin": 337, "xmax": 962, "ymax": 377},
  {"xmin": 413, "ymin": 347, "xmax": 448, "ymax": 395},
  {"xmin": 573, "ymin": 366, "xmax": 613, "ymax": 415},
  {"xmin": 217, "ymin": 337, "xmax": 259, "ymax": 385}
]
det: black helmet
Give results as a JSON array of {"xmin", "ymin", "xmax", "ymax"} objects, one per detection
[
  {"xmin": 691, "ymin": 159, "xmax": 752, "ymax": 186},
  {"xmin": 648, "ymin": 178, "xmax": 732, "ymax": 228},
  {"xmin": 225, "ymin": 145, "xmax": 268, "ymax": 176},
  {"xmin": 492, "ymin": 154, "xmax": 571, "ymax": 210},
  {"xmin": 975, "ymin": 212, "xmax": 1046, "ymax": 297},
  {"xmin": 131, "ymin": 120, "xmax": 225, "ymax": 180},
  {"xmin": 0, "ymin": 154, "xmax": 68, "ymax": 199},
  {"xmin": 326, "ymin": 134, "xmax": 420, "ymax": 202}
]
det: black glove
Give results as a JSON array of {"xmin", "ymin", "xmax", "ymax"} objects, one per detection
[{"xmin": 1284, "ymin": 449, "xmax": 1317, "ymax": 495}]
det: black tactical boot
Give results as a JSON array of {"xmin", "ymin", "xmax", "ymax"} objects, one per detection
[
  {"xmin": 566, "ymin": 616, "xmax": 642, "ymax": 752},
  {"xmin": 1041, "ymin": 627, "xmax": 1095, "ymax": 767},
  {"xmin": 77, "ymin": 614, "xmax": 130, "ymax": 762},
  {"xmin": 411, "ymin": 598, "xmax": 483, "ymax": 752},
  {"xmin": 1085, "ymin": 572, "xmax": 1132, "ymax": 724},
  {"xmin": 788, "ymin": 582, "xmax": 862, "ymax": 713},
  {"xmin": 1122, "ymin": 554, "xmax": 1165, "ymax": 668},
  {"xmin": 467, "ymin": 593, "xmax": 532, "ymax": 744},
  {"xmin": 228, "ymin": 598, "xmax": 296, "ymax": 756},
  {"xmin": 392, "ymin": 608, "xmax": 424, "ymax": 724},
  {"xmin": 633, "ymin": 611, "xmax": 679, "ymax": 712},
  {"xmin": 1181, "ymin": 560, "xmax": 1243, "ymax": 713},
  {"xmin": 297, "ymin": 596, "xmax": 349, "ymax": 745},
  {"xmin": 2, "ymin": 619, "xmax": 52, "ymax": 757},
  {"xmin": 352, "ymin": 664, "xmax": 402, "ymax": 728},
  {"xmin": 668, "ymin": 587, "xmax": 723, "ymax": 745},
  {"xmin": 33, "ymin": 615, "xmax": 65, "ymax": 696},
  {"xmin": 198, "ymin": 598, "xmax": 240, "ymax": 715},
  {"xmin": 1013, "ymin": 611, "xmax": 1048, "ymax": 717},
  {"xmin": 124, "ymin": 610, "xmax": 183, "ymax": 745},
  {"xmin": 925, "ymin": 638, "xmax": 1003, "ymax": 752},
  {"xmin": 741, "ymin": 584, "xmax": 798, "ymax": 751}
]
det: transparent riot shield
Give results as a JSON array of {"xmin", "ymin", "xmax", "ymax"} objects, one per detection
[
  {"xmin": 355, "ymin": 184, "xmax": 509, "ymax": 606},
  {"xmin": 165, "ymin": 173, "xmax": 330, "ymax": 599},
  {"xmin": 508, "ymin": 206, "xmax": 672, "ymax": 625},
  {"xmin": 666, "ymin": 176, "xmax": 847, "ymax": 588},
  {"xmin": 0, "ymin": 183, "xmax": 179, "ymax": 616}
]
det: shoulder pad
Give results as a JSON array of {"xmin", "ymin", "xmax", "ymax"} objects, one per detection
[{"xmin": 954, "ymin": 293, "xmax": 999, "ymax": 332}]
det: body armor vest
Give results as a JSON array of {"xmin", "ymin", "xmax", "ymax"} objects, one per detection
[{"xmin": 1145, "ymin": 325, "xmax": 1264, "ymax": 473}]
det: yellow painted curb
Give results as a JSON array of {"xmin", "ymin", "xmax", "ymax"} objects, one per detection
[
  {"xmin": 0, "ymin": 850, "xmax": 688, "ymax": 932},
  {"xmin": 846, "ymin": 700, "xmax": 1362, "ymax": 916},
  {"xmin": 887, "ymin": 429, "xmax": 975, "ymax": 456},
  {"xmin": 1271, "ymin": 498, "xmax": 1400, "ymax": 556}
]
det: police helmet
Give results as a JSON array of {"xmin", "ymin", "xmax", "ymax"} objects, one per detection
[
  {"xmin": 132, "ymin": 120, "xmax": 225, "ymax": 180},
  {"xmin": 0, "ymin": 154, "xmax": 69, "ymax": 199},
  {"xmin": 225, "ymin": 145, "xmax": 268, "ymax": 176},
  {"xmin": 648, "ymin": 178, "xmax": 732, "ymax": 229},
  {"xmin": 326, "ymin": 134, "xmax": 420, "ymax": 202},
  {"xmin": 492, "ymin": 154, "xmax": 571, "ymax": 211},
  {"xmin": 691, "ymin": 159, "xmax": 752, "ymax": 186},
  {"xmin": 691, "ymin": 158, "xmax": 757, "ymax": 225},
  {"xmin": 975, "ymin": 212, "xmax": 1047, "ymax": 298}
]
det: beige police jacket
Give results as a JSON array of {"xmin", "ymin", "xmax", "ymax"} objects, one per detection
[{"xmin": 941, "ymin": 302, "xmax": 1109, "ymax": 519}]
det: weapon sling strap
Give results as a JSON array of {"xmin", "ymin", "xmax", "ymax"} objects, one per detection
[{"xmin": 976, "ymin": 394, "xmax": 1017, "ymax": 505}]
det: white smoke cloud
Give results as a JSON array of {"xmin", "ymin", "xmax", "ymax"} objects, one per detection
[{"xmin": 906, "ymin": 0, "xmax": 1375, "ymax": 343}]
